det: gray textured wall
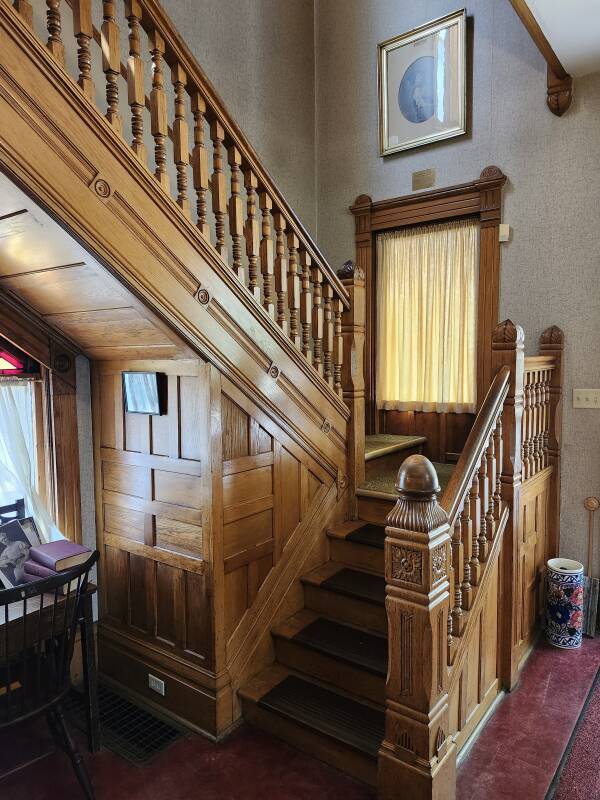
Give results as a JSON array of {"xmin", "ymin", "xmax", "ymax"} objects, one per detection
[
  {"xmin": 159, "ymin": 0, "xmax": 317, "ymax": 235},
  {"xmin": 314, "ymin": 0, "xmax": 600, "ymax": 574}
]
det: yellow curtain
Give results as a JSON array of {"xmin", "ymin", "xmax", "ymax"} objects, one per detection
[{"xmin": 376, "ymin": 218, "xmax": 477, "ymax": 413}]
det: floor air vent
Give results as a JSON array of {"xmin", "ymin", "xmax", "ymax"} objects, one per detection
[{"xmin": 66, "ymin": 683, "xmax": 183, "ymax": 763}]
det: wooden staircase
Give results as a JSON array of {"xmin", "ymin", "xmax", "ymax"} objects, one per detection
[{"xmin": 241, "ymin": 516, "xmax": 388, "ymax": 786}]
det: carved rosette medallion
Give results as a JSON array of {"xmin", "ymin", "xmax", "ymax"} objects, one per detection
[
  {"xmin": 93, "ymin": 178, "xmax": 111, "ymax": 198},
  {"xmin": 53, "ymin": 353, "xmax": 73, "ymax": 374},
  {"xmin": 321, "ymin": 419, "xmax": 332, "ymax": 434},
  {"xmin": 431, "ymin": 544, "xmax": 447, "ymax": 582},
  {"xmin": 268, "ymin": 363, "xmax": 280, "ymax": 380},
  {"xmin": 196, "ymin": 287, "xmax": 211, "ymax": 305},
  {"xmin": 391, "ymin": 545, "xmax": 423, "ymax": 585}
]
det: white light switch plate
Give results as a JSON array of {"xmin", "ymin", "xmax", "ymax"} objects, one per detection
[
  {"xmin": 148, "ymin": 673, "xmax": 165, "ymax": 696},
  {"xmin": 573, "ymin": 389, "xmax": 600, "ymax": 408}
]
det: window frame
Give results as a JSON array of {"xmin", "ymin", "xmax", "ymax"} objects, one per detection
[{"xmin": 350, "ymin": 166, "xmax": 507, "ymax": 434}]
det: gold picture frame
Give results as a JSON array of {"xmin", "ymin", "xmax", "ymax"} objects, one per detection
[{"xmin": 378, "ymin": 9, "xmax": 467, "ymax": 156}]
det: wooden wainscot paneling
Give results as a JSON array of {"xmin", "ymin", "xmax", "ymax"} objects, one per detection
[
  {"xmin": 216, "ymin": 373, "xmax": 340, "ymax": 722},
  {"xmin": 516, "ymin": 465, "xmax": 552, "ymax": 662},
  {"xmin": 93, "ymin": 358, "xmax": 218, "ymax": 735}
]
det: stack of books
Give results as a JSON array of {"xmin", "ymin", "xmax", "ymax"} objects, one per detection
[{"xmin": 0, "ymin": 516, "xmax": 91, "ymax": 590}]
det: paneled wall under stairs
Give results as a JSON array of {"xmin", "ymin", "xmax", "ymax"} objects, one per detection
[{"xmin": 92, "ymin": 359, "xmax": 343, "ymax": 736}]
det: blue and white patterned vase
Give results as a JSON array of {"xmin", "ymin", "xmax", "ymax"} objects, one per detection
[{"xmin": 546, "ymin": 558, "xmax": 584, "ymax": 649}]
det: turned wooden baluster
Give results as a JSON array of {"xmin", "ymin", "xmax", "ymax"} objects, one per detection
[
  {"xmin": 461, "ymin": 500, "xmax": 473, "ymax": 609},
  {"xmin": 191, "ymin": 92, "xmax": 209, "ymax": 237},
  {"xmin": 493, "ymin": 417, "xmax": 503, "ymax": 518},
  {"xmin": 322, "ymin": 284, "xmax": 334, "ymax": 386},
  {"xmin": 126, "ymin": 1, "xmax": 146, "ymax": 162},
  {"xmin": 543, "ymin": 370, "xmax": 551, "ymax": 466},
  {"xmin": 102, "ymin": 1, "xmax": 122, "ymax": 133},
  {"xmin": 311, "ymin": 266, "xmax": 324, "ymax": 374},
  {"xmin": 228, "ymin": 146, "xmax": 244, "ymax": 280},
  {"xmin": 478, "ymin": 453, "xmax": 488, "ymax": 560},
  {"xmin": 14, "ymin": 0, "xmax": 33, "ymax": 28},
  {"xmin": 451, "ymin": 514, "xmax": 464, "ymax": 636},
  {"xmin": 149, "ymin": 30, "xmax": 169, "ymax": 191},
  {"xmin": 287, "ymin": 233, "xmax": 301, "ymax": 347},
  {"xmin": 485, "ymin": 432, "xmax": 496, "ymax": 540},
  {"xmin": 260, "ymin": 193, "xmax": 275, "ymax": 318},
  {"xmin": 531, "ymin": 372, "xmax": 540, "ymax": 474},
  {"xmin": 211, "ymin": 120, "xmax": 227, "ymax": 253},
  {"xmin": 46, "ymin": 0, "xmax": 65, "ymax": 65},
  {"xmin": 522, "ymin": 377, "xmax": 531, "ymax": 480},
  {"xmin": 333, "ymin": 298, "xmax": 343, "ymax": 396},
  {"xmin": 469, "ymin": 472, "xmax": 481, "ymax": 586},
  {"xmin": 300, "ymin": 251, "xmax": 312, "ymax": 363},
  {"xmin": 172, "ymin": 65, "xmax": 190, "ymax": 217},
  {"xmin": 73, "ymin": 0, "xmax": 94, "ymax": 100},
  {"xmin": 273, "ymin": 213, "xmax": 288, "ymax": 334},
  {"xmin": 245, "ymin": 170, "xmax": 261, "ymax": 301}
]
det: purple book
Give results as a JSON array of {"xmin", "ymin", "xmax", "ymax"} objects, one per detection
[
  {"xmin": 24, "ymin": 560, "xmax": 56, "ymax": 579},
  {"xmin": 29, "ymin": 541, "xmax": 91, "ymax": 572}
]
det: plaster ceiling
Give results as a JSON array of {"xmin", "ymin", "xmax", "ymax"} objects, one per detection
[{"xmin": 527, "ymin": 0, "xmax": 600, "ymax": 77}]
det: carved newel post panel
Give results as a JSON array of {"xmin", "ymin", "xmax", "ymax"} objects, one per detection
[
  {"xmin": 338, "ymin": 261, "xmax": 366, "ymax": 517},
  {"xmin": 379, "ymin": 455, "xmax": 456, "ymax": 800}
]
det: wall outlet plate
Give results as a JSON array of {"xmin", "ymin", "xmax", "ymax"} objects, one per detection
[
  {"xmin": 573, "ymin": 389, "xmax": 600, "ymax": 408},
  {"xmin": 148, "ymin": 673, "xmax": 166, "ymax": 696},
  {"xmin": 499, "ymin": 224, "xmax": 511, "ymax": 242}
]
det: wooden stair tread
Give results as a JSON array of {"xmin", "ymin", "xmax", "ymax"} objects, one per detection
[
  {"xmin": 358, "ymin": 460, "xmax": 455, "ymax": 499},
  {"xmin": 346, "ymin": 522, "xmax": 386, "ymax": 550},
  {"xmin": 257, "ymin": 674, "xmax": 385, "ymax": 759},
  {"xmin": 364, "ymin": 433, "xmax": 426, "ymax": 461},
  {"xmin": 292, "ymin": 616, "xmax": 387, "ymax": 676},
  {"xmin": 315, "ymin": 566, "xmax": 385, "ymax": 607}
]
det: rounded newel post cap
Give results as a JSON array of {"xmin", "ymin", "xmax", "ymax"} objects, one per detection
[{"xmin": 396, "ymin": 454, "xmax": 440, "ymax": 496}]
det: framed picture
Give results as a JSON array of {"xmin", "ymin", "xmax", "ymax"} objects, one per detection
[
  {"xmin": 122, "ymin": 372, "xmax": 167, "ymax": 415},
  {"xmin": 378, "ymin": 9, "xmax": 466, "ymax": 156}
]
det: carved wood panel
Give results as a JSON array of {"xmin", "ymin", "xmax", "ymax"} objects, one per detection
[
  {"xmin": 221, "ymin": 390, "xmax": 324, "ymax": 640},
  {"xmin": 93, "ymin": 359, "xmax": 212, "ymax": 667},
  {"xmin": 447, "ymin": 554, "xmax": 500, "ymax": 752},
  {"xmin": 517, "ymin": 467, "xmax": 551, "ymax": 660}
]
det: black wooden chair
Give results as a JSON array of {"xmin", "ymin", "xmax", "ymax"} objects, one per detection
[
  {"xmin": 0, "ymin": 551, "xmax": 99, "ymax": 798},
  {"xmin": 0, "ymin": 497, "xmax": 26, "ymax": 525}
]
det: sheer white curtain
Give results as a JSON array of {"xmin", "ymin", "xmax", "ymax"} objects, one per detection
[
  {"xmin": 376, "ymin": 219, "xmax": 478, "ymax": 413},
  {"xmin": 0, "ymin": 382, "xmax": 59, "ymax": 542}
]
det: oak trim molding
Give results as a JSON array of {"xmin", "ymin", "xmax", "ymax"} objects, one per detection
[
  {"xmin": 508, "ymin": 0, "xmax": 573, "ymax": 116},
  {"xmin": 350, "ymin": 166, "xmax": 507, "ymax": 431}
]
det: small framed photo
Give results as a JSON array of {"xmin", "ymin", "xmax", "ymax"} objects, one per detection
[
  {"xmin": 122, "ymin": 372, "xmax": 167, "ymax": 415},
  {"xmin": 378, "ymin": 9, "xmax": 467, "ymax": 156}
]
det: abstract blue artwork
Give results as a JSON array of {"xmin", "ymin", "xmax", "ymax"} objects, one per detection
[{"xmin": 398, "ymin": 56, "xmax": 436, "ymax": 123}]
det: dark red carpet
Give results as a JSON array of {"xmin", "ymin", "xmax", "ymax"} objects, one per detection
[
  {"xmin": 0, "ymin": 721, "xmax": 376, "ymax": 800},
  {"xmin": 553, "ymin": 669, "xmax": 600, "ymax": 800},
  {"xmin": 457, "ymin": 637, "xmax": 600, "ymax": 800}
]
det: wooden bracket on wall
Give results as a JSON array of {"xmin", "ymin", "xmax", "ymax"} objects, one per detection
[{"xmin": 509, "ymin": 0, "xmax": 573, "ymax": 117}]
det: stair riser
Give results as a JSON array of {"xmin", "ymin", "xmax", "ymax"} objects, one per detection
[
  {"xmin": 274, "ymin": 637, "xmax": 385, "ymax": 706},
  {"xmin": 357, "ymin": 496, "xmax": 395, "ymax": 525},
  {"xmin": 242, "ymin": 700, "xmax": 378, "ymax": 787},
  {"xmin": 303, "ymin": 585, "xmax": 387, "ymax": 636},
  {"xmin": 328, "ymin": 538, "xmax": 384, "ymax": 575}
]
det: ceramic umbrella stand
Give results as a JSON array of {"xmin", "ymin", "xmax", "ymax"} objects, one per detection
[{"xmin": 546, "ymin": 558, "xmax": 584, "ymax": 649}]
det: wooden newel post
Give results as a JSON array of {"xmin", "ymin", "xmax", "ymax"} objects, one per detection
[
  {"xmin": 379, "ymin": 455, "xmax": 456, "ymax": 800},
  {"xmin": 491, "ymin": 320, "xmax": 524, "ymax": 691},
  {"xmin": 338, "ymin": 261, "xmax": 365, "ymax": 518},
  {"xmin": 539, "ymin": 325, "xmax": 564, "ymax": 559}
]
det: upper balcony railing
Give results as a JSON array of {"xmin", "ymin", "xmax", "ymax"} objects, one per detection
[{"xmin": 11, "ymin": 0, "xmax": 349, "ymax": 395}]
